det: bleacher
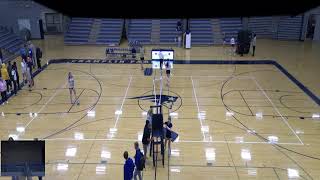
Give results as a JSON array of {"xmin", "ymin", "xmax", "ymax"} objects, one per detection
[
  {"xmin": 64, "ymin": 18, "xmax": 93, "ymax": 44},
  {"xmin": 219, "ymin": 18, "xmax": 242, "ymax": 42},
  {"xmin": 189, "ymin": 19, "xmax": 213, "ymax": 45},
  {"xmin": 97, "ymin": 19, "xmax": 123, "ymax": 45},
  {"xmin": 277, "ymin": 16, "xmax": 303, "ymax": 40},
  {"xmin": 248, "ymin": 17, "xmax": 273, "ymax": 38},
  {"xmin": 159, "ymin": 19, "xmax": 180, "ymax": 44},
  {"xmin": 127, "ymin": 19, "xmax": 152, "ymax": 44},
  {"xmin": 0, "ymin": 27, "xmax": 24, "ymax": 55}
]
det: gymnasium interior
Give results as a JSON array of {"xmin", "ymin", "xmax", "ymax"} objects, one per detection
[{"xmin": 0, "ymin": 1, "xmax": 319, "ymax": 179}]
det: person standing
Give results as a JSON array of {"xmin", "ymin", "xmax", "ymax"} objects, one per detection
[
  {"xmin": 20, "ymin": 44, "xmax": 27, "ymax": 60},
  {"xmin": 142, "ymin": 120, "xmax": 152, "ymax": 159},
  {"xmin": 176, "ymin": 20, "xmax": 182, "ymax": 32},
  {"xmin": 11, "ymin": 64, "xmax": 18, "ymax": 95},
  {"xmin": 140, "ymin": 56, "xmax": 144, "ymax": 71},
  {"xmin": 164, "ymin": 116, "xmax": 173, "ymax": 156},
  {"xmin": 1, "ymin": 63, "xmax": 10, "ymax": 94},
  {"xmin": 26, "ymin": 66, "xmax": 33, "ymax": 91},
  {"xmin": 230, "ymin": 37, "xmax": 236, "ymax": 56},
  {"xmin": 28, "ymin": 42, "xmax": 36, "ymax": 68},
  {"xmin": 252, "ymin": 34, "xmax": 256, "ymax": 56},
  {"xmin": 26, "ymin": 56, "xmax": 34, "ymax": 91},
  {"xmin": 28, "ymin": 47, "xmax": 34, "ymax": 68},
  {"xmin": 133, "ymin": 142, "xmax": 143, "ymax": 180},
  {"xmin": 12, "ymin": 62, "xmax": 20, "ymax": 90},
  {"xmin": 36, "ymin": 47, "xmax": 42, "ymax": 70},
  {"xmin": 158, "ymin": 51, "xmax": 164, "ymax": 71},
  {"xmin": 0, "ymin": 77, "xmax": 7, "ymax": 104},
  {"xmin": 123, "ymin": 151, "xmax": 135, "ymax": 180},
  {"xmin": 165, "ymin": 61, "xmax": 171, "ymax": 87},
  {"xmin": 27, "ymin": 56, "xmax": 33, "ymax": 77},
  {"xmin": 222, "ymin": 32, "xmax": 227, "ymax": 47},
  {"xmin": 21, "ymin": 58, "xmax": 27, "ymax": 84},
  {"xmin": 146, "ymin": 109, "xmax": 153, "ymax": 127},
  {"xmin": 7, "ymin": 61, "xmax": 13, "ymax": 91},
  {"xmin": 131, "ymin": 47, "xmax": 136, "ymax": 59},
  {"xmin": 68, "ymin": 72, "xmax": 77, "ymax": 104},
  {"xmin": 140, "ymin": 47, "xmax": 145, "ymax": 70}
]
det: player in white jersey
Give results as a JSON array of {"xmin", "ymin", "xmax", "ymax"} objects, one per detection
[{"xmin": 68, "ymin": 72, "xmax": 77, "ymax": 104}]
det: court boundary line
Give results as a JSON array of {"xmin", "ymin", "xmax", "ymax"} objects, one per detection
[
  {"xmin": 21, "ymin": 138, "xmax": 304, "ymax": 146},
  {"xmin": 113, "ymin": 76, "xmax": 132, "ymax": 128},
  {"xmin": 251, "ymin": 76, "xmax": 304, "ymax": 145},
  {"xmin": 191, "ymin": 76, "xmax": 206, "ymax": 140},
  {"xmin": 74, "ymin": 74, "xmax": 253, "ymax": 78}
]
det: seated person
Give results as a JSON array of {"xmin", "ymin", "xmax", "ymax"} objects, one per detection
[{"xmin": 131, "ymin": 48, "xmax": 136, "ymax": 58}]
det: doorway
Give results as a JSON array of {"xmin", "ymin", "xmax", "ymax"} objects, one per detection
[
  {"xmin": 45, "ymin": 13, "xmax": 62, "ymax": 34},
  {"xmin": 306, "ymin": 14, "xmax": 316, "ymax": 39}
]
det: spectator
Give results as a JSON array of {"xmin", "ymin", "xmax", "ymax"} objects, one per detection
[
  {"xmin": 36, "ymin": 47, "xmax": 42, "ymax": 70},
  {"xmin": 176, "ymin": 20, "xmax": 182, "ymax": 32},
  {"xmin": 7, "ymin": 61, "xmax": 13, "ymax": 91},
  {"xmin": 0, "ymin": 77, "xmax": 7, "ymax": 104},
  {"xmin": 252, "ymin": 34, "xmax": 256, "ymax": 56},
  {"xmin": 230, "ymin": 37, "xmax": 236, "ymax": 56},
  {"xmin": 123, "ymin": 151, "xmax": 135, "ymax": 180},
  {"xmin": 142, "ymin": 120, "xmax": 152, "ymax": 159},
  {"xmin": 26, "ymin": 65, "xmax": 33, "ymax": 91},
  {"xmin": 0, "ymin": 48, "xmax": 2, "ymax": 60},
  {"xmin": 12, "ymin": 62, "xmax": 20, "ymax": 90},
  {"xmin": 28, "ymin": 42, "xmax": 36, "ymax": 67},
  {"xmin": 11, "ymin": 64, "xmax": 18, "ymax": 95},
  {"xmin": 26, "ymin": 56, "xmax": 33, "ymax": 78},
  {"xmin": 28, "ymin": 47, "xmax": 33, "ymax": 67},
  {"xmin": 1, "ymin": 63, "xmax": 10, "ymax": 94},
  {"xmin": 176, "ymin": 21, "xmax": 183, "ymax": 47},
  {"xmin": 131, "ymin": 47, "xmax": 136, "ymax": 59},
  {"xmin": 26, "ymin": 56, "xmax": 34, "ymax": 91},
  {"xmin": 133, "ymin": 142, "xmax": 144, "ymax": 180},
  {"xmin": 20, "ymin": 44, "xmax": 27, "ymax": 60},
  {"xmin": 21, "ymin": 58, "xmax": 27, "ymax": 84}
]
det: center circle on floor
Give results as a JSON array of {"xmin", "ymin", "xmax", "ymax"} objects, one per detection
[{"xmin": 132, "ymin": 90, "xmax": 182, "ymax": 113}]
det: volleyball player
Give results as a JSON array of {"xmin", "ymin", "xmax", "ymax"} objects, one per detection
[
  {"xmin": 165, "ymin": 61, "xmax": 171, "ymax": 87},
  {"xmin": 159, "ymin": 51, "xmax": 164, "ymax": 70},
  {"xmin": 68, "ymin": 72, "xmax": 77, "ymax": 104},
  {"xmin": 140, "ymin": 56, "xmax": 144, "ymax": 71}
]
